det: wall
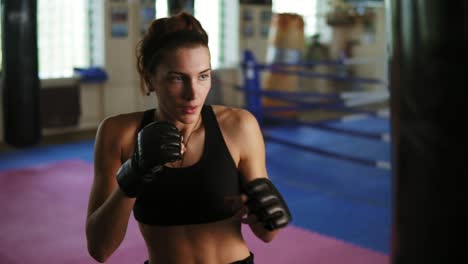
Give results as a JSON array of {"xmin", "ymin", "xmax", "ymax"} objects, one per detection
[
  {"xmin": 0, "ymin": 0, "xmax": 142, "ymax": 144},
  {"xmin": 0, "ymin": 76, "xmax": 3, "ymax": 143},
  {"xmin": 0, "ymin": 1, "xmax": 248, "ymax": 145},
  {"xmin": 0, "ymin": 79, "xmax": 105, "ymax": 144},
  {"xmin": 238, "ymin": 4, "xmax": 272, "ymax": 64},
  {"xmin": 103, "ymin": 0, "xmax": 142, "ymax": 117},
  {"xmin": 351, "ymin": 4, "xmax": 387, "ymax": 85},
  {"xmin": 329, "ymin": 3, "xmax": 387, "ymax": 88}
]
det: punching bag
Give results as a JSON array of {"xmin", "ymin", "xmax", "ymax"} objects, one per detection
[
  {"xmin": 262, "ymin": 13, "xmax": 305, "ymax": 118},
  {"xmin": 388, "ymin": 0, "xmax": 466, "ymax": 263},
  {"xmin": 1, "ymin": 0, "xmax": 41, "ymax": 147}
]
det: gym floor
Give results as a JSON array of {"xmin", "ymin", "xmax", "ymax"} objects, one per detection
[{"xmin": 0, "ymin": 115, "xmax": 390, "ymax": 263}]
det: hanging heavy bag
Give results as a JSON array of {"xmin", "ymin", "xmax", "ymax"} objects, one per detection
[{"xmin": 1, "ymin": 0, "xmax": 41, "ymax": 147}]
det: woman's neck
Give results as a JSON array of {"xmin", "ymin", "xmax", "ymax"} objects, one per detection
[{"xmin": 154, "ymin": 108, "xmax": 202, "ymax": 142}]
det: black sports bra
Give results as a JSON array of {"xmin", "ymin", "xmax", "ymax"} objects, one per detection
[{"xmin": 133, "ymin": 105, "xmax": 242, "ymax": 225}]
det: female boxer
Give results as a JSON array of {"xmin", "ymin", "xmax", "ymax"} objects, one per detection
[{"xmin": 85, "ymin": 12, "xmax": 291, "ymax": 264}]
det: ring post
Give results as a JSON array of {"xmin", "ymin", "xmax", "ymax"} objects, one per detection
[{"xmin": 242, "ymin": 50, "xmax": 263, "ymax": 124}]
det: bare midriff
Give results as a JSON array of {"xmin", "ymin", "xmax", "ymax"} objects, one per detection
[{"xmin": 138, "ymin": 216, "xmax": 250, "ymax": 264}]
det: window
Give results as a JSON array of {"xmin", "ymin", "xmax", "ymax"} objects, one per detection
[
  {"xmin": 195, "ymin": 0, "xmax": 221, "ymax": 69},
  {"xmin": 156, "ymin": 0, "xmax": 221, "ymax": 69},
  {"xmin": 155, "ymin": 0, "xmax": 168, "ymax": 18},
  {"xmin": 38, "ymin": 0, "xmax": 90, "ymax": 79},
  {"xmin": 155, "ymin": 0, "xmax": 221, "ymax": 69},
  {"xmin": 272, "ymin": 0, "xmax": 318, "ymax": 38},
  {"xmin": 1, "ymin": 1, "xmax": 322, "ymax": 76},
  {"xmin": 0, "ymin": 1, "xmax": 90, "ymax": 78}
]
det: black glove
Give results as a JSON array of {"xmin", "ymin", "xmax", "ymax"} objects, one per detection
[
  {"xmin": 116, "ymin": 121, "xmax": 182, "ymax": 197},
  {"xmin": 244, "ymin": 178, "xmax": 292, "ymax": 231}
]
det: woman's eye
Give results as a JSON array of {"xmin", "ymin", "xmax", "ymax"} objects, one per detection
[
  {"xmin": 199, "ymin": 74, "xmax": 210, "ymax": 81},
  {"xmin": 170, "ymin": 76, "xmax": 183, "ymax": 82}
]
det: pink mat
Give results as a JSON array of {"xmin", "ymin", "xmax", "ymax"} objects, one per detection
[{"xmin": 0, "ymin": 160, "xmax": 388, "ymax": 263}]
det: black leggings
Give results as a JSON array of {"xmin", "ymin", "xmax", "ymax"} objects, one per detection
[
  {"xmin": 230, "ymin": 252, "xmax": 254, "ymax": 264},
  {"xmin": 144, "ymin": 252, "xmax": 254, "ymax": 264}
]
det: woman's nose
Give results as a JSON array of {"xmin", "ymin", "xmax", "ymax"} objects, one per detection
[{"xmin": 182, "ymin": 79, "xmax": 196, "ymax": 100}]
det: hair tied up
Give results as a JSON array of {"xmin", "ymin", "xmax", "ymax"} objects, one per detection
[{"xmin": 136, "ymin": 12, "xmax": 209, "ymax": 95}]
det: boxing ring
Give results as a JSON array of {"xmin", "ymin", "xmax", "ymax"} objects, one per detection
[
  {"xmin": 240, "ymin": 50, "xmax": 392, "ymax": 254},
  {"xmin": 242, "ymin": 50, "xmax": 391, "ymax": 170}
]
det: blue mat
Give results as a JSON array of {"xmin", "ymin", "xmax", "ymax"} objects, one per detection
[
  {"xmin": 266, "ymin": 126, "xmax": 390, "ymax": 162},
  {"xmin": 264, "ymin": 116, "xmax": 391, "ymax": 253},
  {"xmin": 0, "ymin": 140, "xmax": 95, "ymax": 171},
  {"xmin": 266, "ymin": 142, "xmax": 391, "ymax": 207},
  {"xmin": 266, "ymin": 142, "xmax": 391, "ymax": 253},
  {"xmin": 325, "ymin": 116, "xmax": 389, "ymax": 134}
]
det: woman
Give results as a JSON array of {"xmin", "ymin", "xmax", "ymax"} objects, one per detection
[{"xmin": 85, "ymin": 12, "xmax": 291, "ymax": 264}]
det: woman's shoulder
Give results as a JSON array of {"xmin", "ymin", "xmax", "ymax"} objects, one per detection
[
  {"xmin": 99, "ymin": 111, "xmax": 144, "ymax": 132},
  {"xmin": 210, "ymin": 105, "xmax": 264, "ymax": 159},
  {"xmin": 96, "ymin": 111, "xmax": 146, "ymax": 144},
  {"xmin": 211, "ymin": 105, "xmax": 260, "ymax": 133},
  {"xmin": 211, "ymin": 104, "xmax": 255, "ymax": 121}
]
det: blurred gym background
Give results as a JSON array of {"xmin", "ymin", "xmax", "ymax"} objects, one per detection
[{"xmin": 1, "ymin": 0, "xmax": 464, "ymax": 263}]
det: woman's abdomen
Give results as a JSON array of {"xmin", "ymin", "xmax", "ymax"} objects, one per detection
[{"xmin": 139, "ymin": 217, "xmax": 250, "ymax": 264}]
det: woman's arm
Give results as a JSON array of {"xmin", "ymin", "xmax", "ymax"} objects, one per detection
[
  {"xmin": 85, "ymin": 117, "xmax": 136, "ymax": 263},
  {"xmin": 235, "ymin": 109, "xmax": 281, "ymax": 243}
]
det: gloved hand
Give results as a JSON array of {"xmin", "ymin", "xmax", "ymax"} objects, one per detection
[
  {"xmin": 244, "ymin": 178, "xmax": 292, "ymax": 231},
  {"xmin": 116, "ymin": 121, "xmax": 182, "ymax": 198}
]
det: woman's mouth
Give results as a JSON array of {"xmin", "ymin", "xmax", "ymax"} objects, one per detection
[{"xmin": 181, "ymin": 106, "xmax": 197, "ymax": 114}]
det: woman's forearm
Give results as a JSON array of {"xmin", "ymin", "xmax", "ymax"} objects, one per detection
[{"xmin": 86, "ymin": 188, "xmax": 136, "ymax": 262}]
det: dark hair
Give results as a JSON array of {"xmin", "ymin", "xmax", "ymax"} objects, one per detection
[{"xmin": 136, "ymin": 12, "xmax": 209, "ymax": 94}]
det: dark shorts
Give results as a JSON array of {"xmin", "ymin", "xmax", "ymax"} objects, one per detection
[
  {"xmin": 144, "ymin": 252, "xmax": 254, "ymax": 264},
  {"xmin": 230, "ymin": 252, "xmax": 254, "ymax": 264}
]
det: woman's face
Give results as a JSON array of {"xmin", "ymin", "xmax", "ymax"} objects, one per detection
[{"xmin": 154, "ymin": 45, "xmax": 211, "ymax": 124}]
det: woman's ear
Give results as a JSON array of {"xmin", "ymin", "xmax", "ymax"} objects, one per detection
[
  {"xmin": 145, "ymin": 77, "xmax": 156, "ymax": 95},
  {"xmin": 144, "ymin": 84, "xmax": 153, "ymax": 96}
]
